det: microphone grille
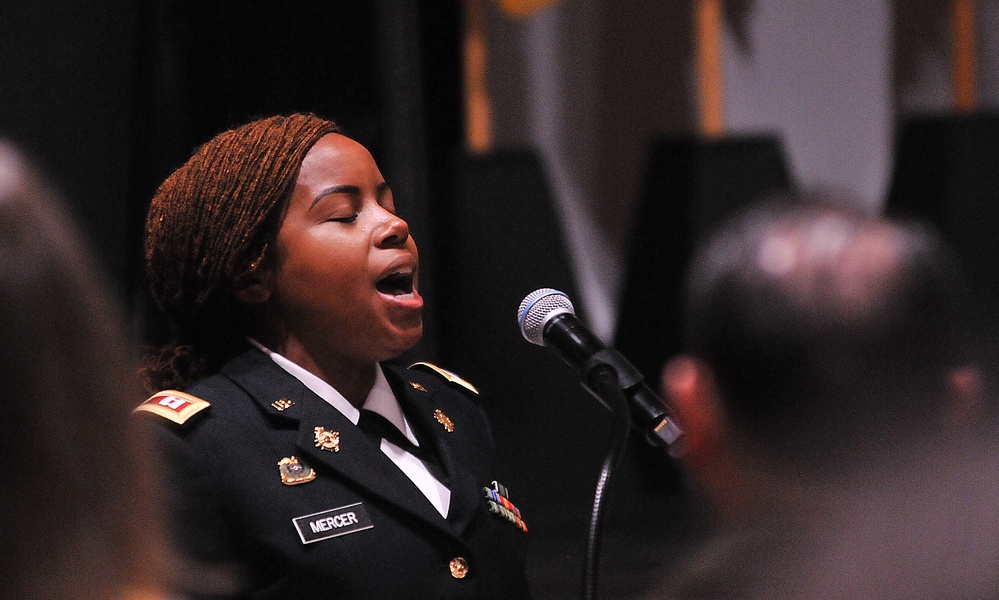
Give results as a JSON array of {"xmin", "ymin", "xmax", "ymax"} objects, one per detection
[{"xmin": 518, "ymin": 288, "xmax": 575, "ymax": 346}]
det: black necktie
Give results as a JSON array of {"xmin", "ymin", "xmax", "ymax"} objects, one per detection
[{"xmin": 357, "ymin": 409, "xmax": 448, "ymax": 483}]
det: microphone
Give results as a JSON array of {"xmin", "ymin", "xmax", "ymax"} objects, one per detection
[{"xmin": 518, "ymin": 288, "xmax": 683, "ymax": 452}]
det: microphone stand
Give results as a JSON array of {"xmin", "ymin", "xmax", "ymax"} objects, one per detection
[{"xmin": 580, "ymin": 360, "xmax": 632, "ymax": 600}]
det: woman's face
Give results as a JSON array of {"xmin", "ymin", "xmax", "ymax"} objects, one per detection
[{"xmin": 260, "ymin": 133, "xmax": 423, "ymax": 367}]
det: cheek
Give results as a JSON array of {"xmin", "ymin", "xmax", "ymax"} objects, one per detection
[
  {"xmin": 280, "ymin": 257, "xmax": 355, "ymax": 301},
  {"xmin": 273, "ymin": 238, "xmax": 366, "ymax": 307}
]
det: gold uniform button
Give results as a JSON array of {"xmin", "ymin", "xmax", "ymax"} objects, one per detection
[{"xmin": 449, "ymin": 557, "xmax": 469, "ymax": 579}]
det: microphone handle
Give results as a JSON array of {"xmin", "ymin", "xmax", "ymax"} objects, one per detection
[
  {"xmin": 543, "ymin": 312, "xmax": 604, "ymax": 369},
  {"xmin": 543, "ymin": 314, "xmax": 683, "ymax": 451},
  {"xmin": 584, "ymin": 348, "xmax": 683, "ymax": 450}
]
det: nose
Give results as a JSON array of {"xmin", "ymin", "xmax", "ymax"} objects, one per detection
[{"xmin": 375, "ymin": 208, "xmax": 410, "ymax": 248}]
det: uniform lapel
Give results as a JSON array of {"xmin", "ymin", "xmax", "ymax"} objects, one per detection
[
  {"xmin": 224, "ymin": 350, "xmax": 458, "ymax": 538},
  {"xmin": 296, "ymin": 397, "xmax": 453, "ymax": 533},
  {"xmin": 387, "ymin": 367, "xmax": 483, "ymax": 535}
]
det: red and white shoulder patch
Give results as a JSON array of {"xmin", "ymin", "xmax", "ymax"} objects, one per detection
[{"xmin": 134, "ymin": 390, "xmax": 211, "ymax": 425}]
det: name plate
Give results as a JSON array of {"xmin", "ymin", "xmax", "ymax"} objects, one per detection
[{"xmin": 293, "ymin": 502, "xmax": 374, "ymax": 544}]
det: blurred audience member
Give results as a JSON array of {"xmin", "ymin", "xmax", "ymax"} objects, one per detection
[
  {"xmin": 0, "ymin": 143, "xmax": 164, "ymax": 600},
  {"xmin": 649, "ymin": 196, "xmax": 999, "ymax": 598}
]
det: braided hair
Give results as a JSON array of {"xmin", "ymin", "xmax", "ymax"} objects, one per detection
[{"xmin": 143, "ymin": 113, "xmax": 341, "ymax": 392}]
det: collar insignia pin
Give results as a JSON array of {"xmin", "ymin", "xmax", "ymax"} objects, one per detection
[
  {"xmin": 434, "ymin": 409, "xmax": 455, "ymax": 432},
  {"xmin": 314, "ymin": 427, "xmax": 340, "ymax": 452},
  {"xmin": 278, "ymin": 456, "xmax": 316, "ymax": 485},
  {"xmin": 272, "ymin": 398, "xmax": 295, "ymax": 411},
  {"xmin": 410, "ymin": 382, "xmax": 428, "ymax": 392}
]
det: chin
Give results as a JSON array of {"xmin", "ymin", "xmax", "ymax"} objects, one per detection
[{"xmin": 385, "ymin": 324, "xmax": 423, "ymax": 357}]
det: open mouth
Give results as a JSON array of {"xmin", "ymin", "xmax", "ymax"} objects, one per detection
[{"xmin": 375, "ymin": 270, "xmax": 415, "ymax": 296}]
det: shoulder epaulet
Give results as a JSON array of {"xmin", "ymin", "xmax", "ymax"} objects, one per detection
[
  {"xmin": 408, "ymin": 362, "xmax": 479, "ymax": 395},
  {"xmin": 133, "ymin": 390, "xmax": 211, "ymax": 425}
]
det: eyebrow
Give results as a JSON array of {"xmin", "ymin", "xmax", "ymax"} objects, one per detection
[{"xmin": 309, "ymin": 182, "xmax": 392, "ymax": 210}]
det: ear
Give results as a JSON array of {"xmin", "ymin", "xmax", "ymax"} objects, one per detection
[
  {"xmin": 661, "ymin": 355, "xmax": 725, "ymax": 466},
  {"xmin": 233, "ymin": 263, "xmax": 273, "ymax": 305},
  {"xmin": 661, "ymin": 355, "xmax": 747, "ymax": 518}
]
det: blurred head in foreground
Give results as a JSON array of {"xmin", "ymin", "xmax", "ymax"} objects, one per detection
[
  {"xmin": 663, "ymin": 195, "xmax": 980, "ymax": 518},
  {"xmin": 0, "ymin": 143, "xmax": 162, "ymax": 599},
  {"xmin": 653, "ymin": 194, "xmax": 999, "ymax": 599}
]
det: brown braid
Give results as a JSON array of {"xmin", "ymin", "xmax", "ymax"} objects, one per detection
[{"xmin": 142, "ymin": 113, "xmax": 341, "ymax": 392}]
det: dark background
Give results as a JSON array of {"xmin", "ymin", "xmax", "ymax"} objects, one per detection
[
  {"xmin": 4, "ymin": 1, "xmax": 998, "ymax": 598},
  {"xmin": 0, "ymin": 2, "xmax": 706, "ymax": 597}
]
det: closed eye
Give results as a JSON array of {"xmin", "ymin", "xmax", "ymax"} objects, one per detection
[{"xmin": 326, "ymin": 214, "xmax": 358, "ymax": 224}]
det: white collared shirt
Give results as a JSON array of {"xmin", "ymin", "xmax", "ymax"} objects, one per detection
[{"xmin": 248, "ymin": 339, "xmax": 451, "ymax": 517}]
